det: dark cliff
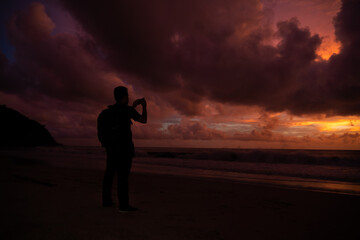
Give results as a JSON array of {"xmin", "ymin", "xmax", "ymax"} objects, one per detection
[{"xmin": 0, "ymin": 105, "xmax": 59, "ymax": 146}]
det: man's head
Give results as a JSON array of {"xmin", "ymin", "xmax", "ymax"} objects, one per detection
[{"xmin": 114, "ymin": 86, "xmax": 129, "ymax": 105}]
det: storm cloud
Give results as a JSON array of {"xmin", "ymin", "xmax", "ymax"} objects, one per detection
[
  {"xmin": 56, "ymin": 0, "xmax": 360, "ymax": 116},
  {"xmin": 1, "ymin": 2, "xmax": 116, "ymax": 105}
]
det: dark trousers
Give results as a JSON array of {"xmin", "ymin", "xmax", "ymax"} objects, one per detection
[{"xmin": 102, "ymin": 146, "xmax": 132, "ymax": 208}]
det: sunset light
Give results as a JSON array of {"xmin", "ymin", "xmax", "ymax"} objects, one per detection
[
  {"xmin": 317, "ymin": 41, "xmax": 341, "ymax": 60},
  {"xmin": 292, "ymin": 119, "xmax": 360, "ymax": 132}
]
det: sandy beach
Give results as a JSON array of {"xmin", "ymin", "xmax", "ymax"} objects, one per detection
[{"xmin": 1, "ymin": 150, "xmax": 360, "ymax": 240}]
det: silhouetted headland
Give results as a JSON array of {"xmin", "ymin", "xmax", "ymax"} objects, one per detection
[{"xmin": 0, "ymin": 105, "xmax": 59, "ymax": 147}]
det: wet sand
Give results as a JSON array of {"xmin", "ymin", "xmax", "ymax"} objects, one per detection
[{"xmin": 1, "ymin": 156, "xmax": 359, "ymax": 240}]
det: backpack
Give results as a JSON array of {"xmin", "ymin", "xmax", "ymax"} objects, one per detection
[
  {"xmin": 97, "ymin": 108, "xmax": 117, "ymax": 147},
  {"xmin": 97, "ymin": 105, "xmax": 133, "ymax": 147}
]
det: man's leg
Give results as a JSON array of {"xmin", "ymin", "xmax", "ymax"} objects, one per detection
[
  {"xmin": 102, "ymin": 147, "xmax": 117, "ymax": 206},
  {"xmin": 117, "ymin": 153, "xmax": 132, "ymax": 209}
]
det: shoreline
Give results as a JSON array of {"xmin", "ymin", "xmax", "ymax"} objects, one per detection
[
  {"xmin": 1, "ymin": 147, "xmax": 360, "ymax": 196},
  {"xmin": 132, "ymin": 162, "xmax": 360, "ymax": 196}
]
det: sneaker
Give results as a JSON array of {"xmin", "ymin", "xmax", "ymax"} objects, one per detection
[{"xmin": 118, "ymin": 206, "xmax": 138, "ymax": 212}]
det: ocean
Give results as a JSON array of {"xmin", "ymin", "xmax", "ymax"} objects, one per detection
[{"xmin": 1, "ymin": 146, "xmax": 360, "ymax": 195}]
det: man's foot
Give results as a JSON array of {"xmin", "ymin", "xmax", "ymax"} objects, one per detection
[
  {"xmin": 102, "ymin": 202, "xmax": 115, "ymax": 207},
  {"xmin": 118, "ymin": 205, "xmax": 138, "ymax": 212}
]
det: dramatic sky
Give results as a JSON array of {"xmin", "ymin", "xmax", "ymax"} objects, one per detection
[{"xmin": 1, "ymin": 0, "xmax": 359, "ymax": 149}]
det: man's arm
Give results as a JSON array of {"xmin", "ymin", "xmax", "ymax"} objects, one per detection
[{"xmin": 133, "ymin": 98, "xmax": 147, "ymax": 124}]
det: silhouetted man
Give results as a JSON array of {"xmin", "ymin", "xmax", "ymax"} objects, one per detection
[{"xmin": 97, "ymin": 86, "xmax": 147, "ymax": 212}]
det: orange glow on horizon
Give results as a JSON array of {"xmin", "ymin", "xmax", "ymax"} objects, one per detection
[{"xmin": 291, "ymin": 119, "xmax": 360, "ymax": 132}]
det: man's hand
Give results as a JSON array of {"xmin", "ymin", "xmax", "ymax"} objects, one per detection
[
  {"xmin": 132, "ymin": 99, "xmax": 142, "ymax": 108},
  {"xmin": 133, "ymin": 98, "xmax": 146, "ymax": 108}
]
